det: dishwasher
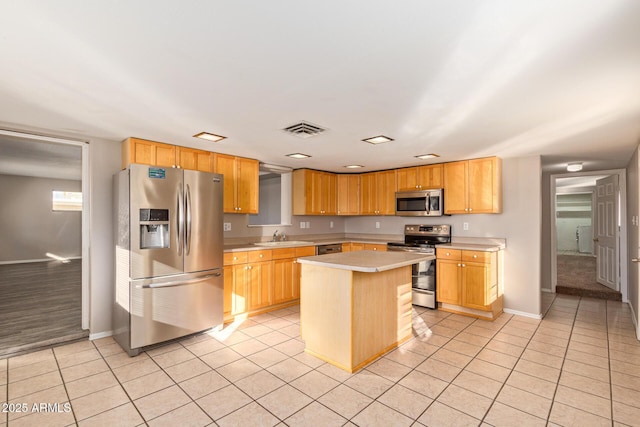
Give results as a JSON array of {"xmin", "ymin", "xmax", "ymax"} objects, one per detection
[{"xmin": 316, "ymin": 243, "xmax": 342, "ymax": 255}]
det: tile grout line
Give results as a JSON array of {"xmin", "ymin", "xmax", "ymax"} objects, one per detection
[
  {"xmin": 51, "ymin": 345, "xmax": 79, "ymax": 426},
  {"xmin": 543, "ymin": 296, "xmax": 580, "ymax": 424}
]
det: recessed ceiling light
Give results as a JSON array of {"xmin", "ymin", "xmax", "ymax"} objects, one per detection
[
  {"xmin": 415, "ymin": 153, "xmax": 440, "ymax": 160},
  {"xmin": 567, "ymin": 162, "xmax": 583, "ymax": 172},
  {"xmin": 286, "ymin": 153, "xmax": 311, "ymax": 159},
  {"xmin": 344, "ymin": 165, "xmax": 364, "ymax": 169},
  {"xmin": 193, "ymin": 132, "xmax": 226, "ymax": 142},
  {"xmin": 362, "ymin": 135, "xmax": 394, "ymax": 145}
]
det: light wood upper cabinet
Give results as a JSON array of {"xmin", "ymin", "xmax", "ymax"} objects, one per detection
[
  {"xmin": 336, "ymin": 174, "xmax": 360, "ymax": 215},
  {"xmin": 176, "ymin": 147, "xmax": 214, "ymax": 172},
  {"xmin": 214, "ymin": 154, "xmax": 259, "ymax": 214},
  {"xmin": 122, "ymin": 137, "xmax": 176, "ymax": 169},
  {"xmin": 396, "ymin": 164, "xmax": 443, "ymax": 191},
  {"xmin": 123, "ymin": 137, "xmax": 213, "ymax": 173},
  {"xmin": 360, "ymin": 170, "xmax": 396, "ymax": 215},
  {"xmin": 292, "ymin": 169, "xmax": 337, "ymax": 215},
  {"xmin": 443, "ymin": 157, "xmax": 502, "ymax": 214}
]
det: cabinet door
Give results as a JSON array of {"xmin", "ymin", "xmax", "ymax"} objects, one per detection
[
  {"xmin": 223, "ymin": 265, "xmax": 233, "ymax": 318},
  {"xmin": 248, "ymin": 261, "xmax": 273, "ymax": 310},
  {"xmin": 417, "ymin": 164, "xmax": 443, "ymax": 189},
  {"xmin": 443, "ymin": 161, "xmax": 468, "ymax": 214},
  {"xmin": 436, "ymin": 259, "xmax": 461, "ymax": 304},
  {"xmin": 236, "ymin": 157, "xmax": 259, "ymax": 214},
  {"xmin": 214, "ymin": 154, "xmax": 237, "ymax": 213},
  {"xmin": 123, "ymin": 138, "xmax": 176, "ymax": 169},
  {"xmin": 461, "ymin": 262, "xmax": 489, "ymax": 309},
  {"xmin": 468, "ymin": 157, "xmax": 501, "ymax": 213},
  {"xmin": 396, "ymin": 168, "xmax": 418, "ymax": 191},
  {"xmin": 337, "ymin": 174, "xmax": 360, "ymax": 215},
  {"xmin": 177, "ymin": 147, "xmax": 213, "ymax": 172},
  {"xmin": 377, "ymin": 170, "xmax": 397, "ymax": 215},
  {"xmin": 350, "ymin": 243, "xmax": 365, "ymax": 251},
  {"xmin": 229, "ymin": 264, "xmax": 249, "ymax": 315},
  {"xmin": 359, "ymin": 173, "xmax": 377, "ymax": 215},
  {"xmin": 273, "ymin": 258, "xmax": 294, "ymax": 304},
  {"xmin": 324, "ymin": 173, "xmax": 337, "ymax": 214}
]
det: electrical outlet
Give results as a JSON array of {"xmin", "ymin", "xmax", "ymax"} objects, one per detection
[
  {"xmin": 330, "ymin": 221, "xmax": 334, "ymax": 229},
  {"xmin": 463, "ymin": 222, "xmax": 469, "ymax": 231},
  {"xmin": 375, "ymin": 221, "xmax": 380, "ymax": 229},
  {"xmin": 305, "ymin": 221, "xmax": 311, "ymax": 229},
  {"xmin": 223, "ymin": 223, "xmax": 231, "ymax": 231},
  {"xmin": 300, "ymin": 221, "xmax": 306, "ymax": 229}
]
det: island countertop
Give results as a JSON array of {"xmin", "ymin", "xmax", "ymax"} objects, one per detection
[{"xmin": 297, "ymin": 250, "xmax": 434, "ymax": 273}]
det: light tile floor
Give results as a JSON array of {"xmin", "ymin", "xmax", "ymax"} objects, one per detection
[{"xmin": 1, "ymin": 294, "xmax": 640, "ymax": 426}]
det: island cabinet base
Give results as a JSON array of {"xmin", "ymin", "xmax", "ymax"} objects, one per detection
[{"xmin": 300, "ymin": 264, "xmax": 412, "ymax": 373}]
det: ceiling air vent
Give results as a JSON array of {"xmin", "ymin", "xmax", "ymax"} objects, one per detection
[{"xmin": 282, "ymin": 121, "xmax": 326, "ymax": 138}]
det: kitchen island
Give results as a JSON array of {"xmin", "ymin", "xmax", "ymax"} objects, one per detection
[{"xmin": 297, "ymin": 250, "xmax": 433, "ymax": 373}]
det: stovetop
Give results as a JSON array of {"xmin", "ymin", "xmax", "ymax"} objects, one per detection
[{"xmin": 386, "ymin": 224, "xmax": 452, "ymax": 253}]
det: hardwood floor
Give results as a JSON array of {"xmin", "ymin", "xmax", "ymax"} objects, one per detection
[
  {"xmin": 556, "ymin": 254, "xmax": 621, "ymax": 301},
  {"xmin": 0, "ymin": 259, "xmax": 87, "ymax": 357}
]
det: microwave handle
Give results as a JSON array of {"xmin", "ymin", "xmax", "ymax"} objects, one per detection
[{"xmin": 425, "ymin": 192, "xmax": 430, "ymax": 215}]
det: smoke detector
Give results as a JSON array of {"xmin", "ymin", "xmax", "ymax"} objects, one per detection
[{"xmin": 282, "ymin": 121, "xmax": 326, "ymax": 138}]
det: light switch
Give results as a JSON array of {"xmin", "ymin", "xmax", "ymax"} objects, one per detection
[
  {"xmin": 300, "ymin": 221, "xmax": 306, "ymax": 229},
  {"xmin": 375, "ymin": 221, "xmax": 380, "ymax": 229}
]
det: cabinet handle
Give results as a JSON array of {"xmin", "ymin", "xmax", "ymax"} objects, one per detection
[
  {"xmin": 461, "ymin": 264, "xmax": 466, "ymax": 267},
  {"xmin": 457, "ymin": 263, "xmax": 461, "ymax": 267},
  {"xmin": 259, "ymin": 254, "xmax": 263, "ymax": 258},
  {"xmin": 473, "ymin": 255, "xmax": 478, "ymax": 258},
  {"xmin": 469, "ymin": 208, "xmax": 472, "ymax": 212},
  {"xmin": 373, "ymin": 248, "xmax": 377, "ymax": 251},
  {"xmin": 446, "ymin": 252, "xmax": 450, "ymax": 256},
  {"xmin": 247, "ymin": 265, "xmax": 252, "ymax": 270},
  {"xmin": 233, "ymin": 256, "xmax": 237, "ymax": 261}
]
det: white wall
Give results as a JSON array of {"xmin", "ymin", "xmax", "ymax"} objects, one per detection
[
  {"xmin": 0, "ymin": 174, "xmax": 82, "ymax": 262},
  {"xmin": 346, "ymin": 156, "xmax": 543, "ymax": 317},
  {"xmin": 88, "ymin": 138, "xmax": 122, "ymax": 336}
]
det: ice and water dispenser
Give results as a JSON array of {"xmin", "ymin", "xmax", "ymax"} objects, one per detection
[{"xmin": 139, "ymin": 208, "xmax": 170, "ymax": 249}]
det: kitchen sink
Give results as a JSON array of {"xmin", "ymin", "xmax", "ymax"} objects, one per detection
[{"xmin": 253, "ymin": 240, "xmax": 313, "ymax": 247}]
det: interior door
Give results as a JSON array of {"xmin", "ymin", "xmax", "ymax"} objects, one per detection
[{"xmin": 595, "ymin": 175, "xmax": 618, "ymax": 290}]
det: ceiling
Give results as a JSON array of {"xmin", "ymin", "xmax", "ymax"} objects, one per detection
[{"xmin": 1, "ymin": 1, "xmax": 639, "ymax": 175}]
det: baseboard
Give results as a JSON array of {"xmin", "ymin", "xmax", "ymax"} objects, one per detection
[
  {"xmin": 541, "ymin": 288, "xmax": 553, "ymax": 293},
  {"xmin": 89, "ymin": 330, "xmax": 113, "ymax": 341},
  {"xmin": 503, "ymin": 308, "xmax": 542, "ymax": 320}
]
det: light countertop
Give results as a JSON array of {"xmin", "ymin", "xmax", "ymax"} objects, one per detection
[
  {"xmin": 297, "ymin": 250, "xmax": 434, "ymax": 273},
  {"xmin": 224, "ymin": 237, "xmax": 400, "ymax": 252},
  {"xmin": 438, "ymin": 242, "xmax": 505, "ymax": 252}
]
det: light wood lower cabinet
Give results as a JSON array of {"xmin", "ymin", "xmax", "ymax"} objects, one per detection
[
  {"xmin": 436, "ymin": 248, "xmax": 502, "ymax": 319},
  {"xmin": 223, "ymin": 246, "xmax": 315, "ymax": 321}
]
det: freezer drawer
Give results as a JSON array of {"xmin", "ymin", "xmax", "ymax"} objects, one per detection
[{"xmin": 128, "ymin": 269, "xmax": 223, "ymax": 351}]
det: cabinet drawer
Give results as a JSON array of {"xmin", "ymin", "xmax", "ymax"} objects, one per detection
[
  {"xmin": 295, "ymin": 246, "xmax": 316, "ymax": 257},
  {"xmin": 436, "ymin": 248, "xmax": 461, "ymax": 260},
  {"xmin": 272, "ymin": 247, "xmax": 296, "ymax": 260},
  {"xmin": 224, "ymin": 252, "xmax": 248, "ymax": 266},
  {"xmin": 248, "ymin": 250, "xmax": 272, "ymax": 263},
  {"xmin": 462, "ymin": 251, "xmax": 491, "ymax": 263}
]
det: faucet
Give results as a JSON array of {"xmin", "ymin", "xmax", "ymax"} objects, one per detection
[{"xmin": 272, "ymin": 230, "xmax": 287, "ymax": 242}]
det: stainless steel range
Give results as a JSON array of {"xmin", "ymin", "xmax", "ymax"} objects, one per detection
[{"xmin": 387, "ymin": 224, "xmax": 452, "ymax": 309}]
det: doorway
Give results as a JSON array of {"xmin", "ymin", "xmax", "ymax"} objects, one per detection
[
  {"xmin": 550, "ymin": 170, "xmax": 627, "ymax": 302},
  {"xmin": 0, "ymin": 130, "xmax": 89, "ymax": 356}
]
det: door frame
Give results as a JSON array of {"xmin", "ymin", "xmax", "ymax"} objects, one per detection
[
  {"xmin": 0, "ymin": 129, "xmax": 90, "ymax": 329},
  {"xmin": 550, "ymin": 169, "xmax": 627, "ymax": 301}
]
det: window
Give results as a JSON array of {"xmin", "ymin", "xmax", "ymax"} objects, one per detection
[
  {"xmin": 52, "ymin": 191, "xmax": 82, "ymax": 211},
  {"xmin": 248, "ymin": 172, "xmax": 292, "ymax": 226}
]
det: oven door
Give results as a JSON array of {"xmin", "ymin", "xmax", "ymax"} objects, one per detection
[{"xmin": 413, "ymin": 258, "xmax": 435, "ymax": 291}]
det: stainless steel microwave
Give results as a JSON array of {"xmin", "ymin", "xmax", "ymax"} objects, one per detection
[{"xmin": 395, "ymin": 189, "xmax": 444, "ymax": 216}]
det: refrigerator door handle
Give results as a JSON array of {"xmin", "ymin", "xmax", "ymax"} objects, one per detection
[
  {"xmin": 186, "ymin": 184, "xmax": 192, "ymax": 255},
  {"xmin": 177, "ymin": 186, "xmax": 184, "ymax": 255},
  {"xmin": 136, "ymin": 272, "xmax": 222, "ymax": 289}
]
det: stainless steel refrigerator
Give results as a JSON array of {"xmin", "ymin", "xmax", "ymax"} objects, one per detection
[{"xmin": 113, "ymin": 164, "xmax": 224, "ymax": 356}]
